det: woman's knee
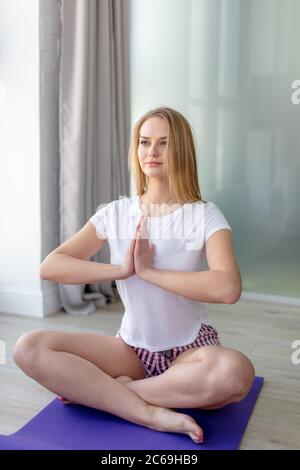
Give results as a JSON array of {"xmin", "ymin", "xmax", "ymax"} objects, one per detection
[
  {"xmin": 13, "ymin": 330, "xmax": 50, "ymax": 377},
  {"xmin": 208, "ymin": 350, "xmax": 255, "ymax": 403},
  {"xmin": 219, "ymin": 351, "xmax": 255, "ymax": 400}
]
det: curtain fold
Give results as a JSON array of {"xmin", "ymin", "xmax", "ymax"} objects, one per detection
[{"xmin": 58, "ymin": 0, "xmax": 130, "ymax": 314}]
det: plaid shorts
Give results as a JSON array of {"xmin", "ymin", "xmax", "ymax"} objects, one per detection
[{"xmin": 116, "ymin": 323, "xmax": 221, "ymax": 378}]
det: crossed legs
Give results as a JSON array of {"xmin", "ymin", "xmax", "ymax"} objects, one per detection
[
  {"xmin": 120, "ymin": 345, "xmax": 255, "ymax": 410},
  {"xmin": 13, "ymin": 331, "xmax": 205, "ymax": 443},
  {"xmin": 13, "ymin": 332, "xmax": 254, "ymax": 444}
]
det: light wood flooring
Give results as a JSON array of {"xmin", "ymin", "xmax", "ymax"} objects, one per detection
[{"xmin": 0, "ymin": 298, "xmax": 299, "ymax": 450}]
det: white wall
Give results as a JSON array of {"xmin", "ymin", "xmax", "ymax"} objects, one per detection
[
  {"xmin": 129, "ymin": 0, "xmax": 192, "ymax": 196},
  {"xmin": 0, "ymin": 0, "xmax": 43, "ymax": 316},
  {"xmin": 129, "ymin": 0, "xmax": 191, "ymax": 128}
]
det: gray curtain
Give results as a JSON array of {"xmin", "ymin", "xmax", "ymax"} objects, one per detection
[{"xmin": 58, "ymin": 0, "xmax": 130, "ymax": 314}]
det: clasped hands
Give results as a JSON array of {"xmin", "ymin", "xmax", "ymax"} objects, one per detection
[{"xmin": 120, "ymin": 214, "xmax": 155, "ymax": 280}]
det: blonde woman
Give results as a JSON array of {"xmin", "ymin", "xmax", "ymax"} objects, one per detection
[{"xmin": 13, "ymin": 107, "xmax": 255, "ymax": 444}]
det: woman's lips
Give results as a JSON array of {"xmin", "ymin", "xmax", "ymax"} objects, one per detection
[{"xmin": 146, "ymin": 162, "xmax": 162, "ymax": 166}]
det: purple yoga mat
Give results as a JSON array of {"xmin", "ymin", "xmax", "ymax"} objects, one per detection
[{"xmin": 0, "ymin": 376, "xmax": 263, "ymax": 450}]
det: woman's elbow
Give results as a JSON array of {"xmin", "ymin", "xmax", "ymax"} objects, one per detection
[
  {"xmin": 40, "ymin": 262, "xmax": 49, "ymax": 280},
  {"xmin": 40, "ymin": 256, "xmax": 55, "ymax": 281},
  {"xmin": 225, "ymin": 288, "xmax": 241, "ymax": 304},
  {"xmin": 223, "ymin": 278, "xmax": 242, "ymax": 304}
]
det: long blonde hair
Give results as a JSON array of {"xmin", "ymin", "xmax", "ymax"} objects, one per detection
[{"xmin": 128, "ymin": 107, "xmax": 205, "ymax": 203}]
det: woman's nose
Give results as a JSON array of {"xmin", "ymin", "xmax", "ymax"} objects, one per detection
[{"xmin": 149, "ymin": 145, "xmax": 159, "ymax": 154}]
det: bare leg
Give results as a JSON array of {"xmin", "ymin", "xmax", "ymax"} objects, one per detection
[
  {"xmin": 117, "ymin": 355, "xmax": 254, "ymax": 409},
  {"xmin": 60, "ymin": 375, "xmax": 133, "ymax": 404},
  {"xmin": 23, "ymin": 350, "xmax": 204, "ymax": 443}
]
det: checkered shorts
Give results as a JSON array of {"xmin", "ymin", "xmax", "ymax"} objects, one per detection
[{"xmin": 116, "ymin": 323, "xmax": 221, "ymax": 378}]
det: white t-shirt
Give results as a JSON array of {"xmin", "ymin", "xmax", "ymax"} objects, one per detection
[{"xmin": 89, "ymin": 195, "xmax": 232, "ymax": 352}]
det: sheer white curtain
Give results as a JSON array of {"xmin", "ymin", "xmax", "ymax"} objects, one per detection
[
  {"xmin": 57, "ymin": 0, "xmax": 130, "ymax": 314},
  {"xmin": 130, "ymin": 0, "xmax": 300, "ymax": 301}
]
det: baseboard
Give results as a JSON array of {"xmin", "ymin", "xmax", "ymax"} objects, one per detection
[
  {"xmin": 241, "ymin": 291, "xmax": 300, "ymax": 307},
  {"xmin": 0, "ymin": 284, "xmax": 62, "ymax": 318},
  {"xmin": 43, "ymin": 284, "xmax": 62, "ymax": 316}
]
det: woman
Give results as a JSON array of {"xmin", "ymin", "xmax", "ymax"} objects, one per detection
[{"xmin": 13, "ymin": 107, "xmax": 255, "ymax": 444}]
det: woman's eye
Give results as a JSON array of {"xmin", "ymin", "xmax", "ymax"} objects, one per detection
[{"xmin": 140, "ymin": 141, "xmax": 167, "ymax": 145}]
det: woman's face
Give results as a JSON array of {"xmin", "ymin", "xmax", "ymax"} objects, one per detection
[{"xmin": 137, "ymin": 116, "xmax": 169, "ymax": 178}]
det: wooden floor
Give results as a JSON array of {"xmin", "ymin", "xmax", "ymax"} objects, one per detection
[{"xmin": 0, "ymin": 298, "xmax": 299, "ymax": 450}]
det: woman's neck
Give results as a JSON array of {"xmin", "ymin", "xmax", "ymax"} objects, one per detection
[
  {"xmin": 138, "ymin": 193, "xmax": 182, "ymax": 218},
  {"xmin": 141, "ymin": 192, "xmax": 176, "ymax": 205}
]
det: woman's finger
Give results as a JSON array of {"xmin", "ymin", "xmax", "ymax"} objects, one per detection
[
  {"xmin": 139, "ymin": 216, "xmax": 148, "ymax": 239},
  {"xmin": 132, "ymin": 221, "xmax": 141, "ymax": 239}
]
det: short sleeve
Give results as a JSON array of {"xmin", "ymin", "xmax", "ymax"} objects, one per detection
[
  {"xmin": 89, "ymin": 203, "xmax": 109, "ymax": 240},
  {"xmin": 204, "ymin": 202, "xmax": 232, "ymax": 242}
]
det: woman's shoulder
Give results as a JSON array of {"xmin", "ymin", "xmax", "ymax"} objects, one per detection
[
  {"xmin": 196, "ymin": 199, "xmax": 220, "ymax": 210},
  {"xmin": 112, "ymin": 195, "xmax": 136, "ymax": 208},
  {"xmin": 100, "ymin": 195, "xmax": 136, "ymax": 217},
  {"xmin": 193, "ymin": 200, "xmax": 228, "ymax": 222},
  {"xmin": 97, "ymin": 195, "xmax": 135, "ymax": 209}
]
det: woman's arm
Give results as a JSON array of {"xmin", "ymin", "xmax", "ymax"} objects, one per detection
[
  {"xmin": 140, "ymin": 229, "xmax": 242, "ymax": 304},
  {"xmin": 40, "ymin": 222, "xmax": 124, "ymax": 284},
  {"xmin": 41, "ymin": 253, "xmax": 123, "ymax": 285}
]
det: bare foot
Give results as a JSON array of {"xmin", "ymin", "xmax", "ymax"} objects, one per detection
[
  {"xmin": 119, "ymin": 377, "xmax": 203, "ymax": 443},
  {"xmin": 115, "ymin": 375, "xmax": 134, "ymax": 385},
  {"xmin": 149, "ymin": 406, "xmax": 204, "ymax": 444},
  {"xmin": 57, "ymin": 395, "xmax": 75, "ymax": 405}
]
